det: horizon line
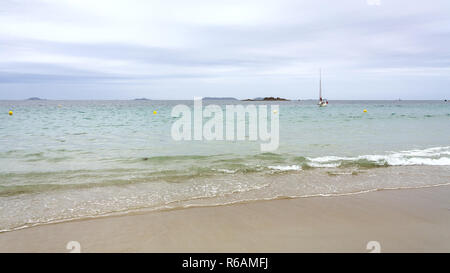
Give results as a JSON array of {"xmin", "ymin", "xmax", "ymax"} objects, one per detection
[{"xmin": 0, "ymin": 98, "xmax": 448, "ymax": 101}]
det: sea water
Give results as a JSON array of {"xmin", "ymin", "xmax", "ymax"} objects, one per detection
[{"xmin": 0, "ymin": 100, "xmax": 449, "ymax": 231}]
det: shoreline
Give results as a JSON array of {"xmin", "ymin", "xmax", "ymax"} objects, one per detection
[
  {"xmin": 1, "ymin": 185, "xmax": 449, "ymax": 252},
  {"xmin": 1, "ymin": 180, "xmax": 450, "ymax": 235}
]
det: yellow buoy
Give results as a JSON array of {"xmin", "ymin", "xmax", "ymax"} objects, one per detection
[
  {"xmin": 363, "ymin": 109, "xmax": 367, "ymax": 113},
  {"xmin": 153, "ymin": 110, "xmax": 157, "ymax": 115},
  {"xmin": 273, "ymin": 110, "xmax": 278, "ymax": 114},
  {"xmin": 8, "ymin": 111, "xmax": 13, "ymax": 116}
]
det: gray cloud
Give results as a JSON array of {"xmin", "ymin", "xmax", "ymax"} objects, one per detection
[{"xmin": 0, "ymin": 0, "xmax": 449, "ymax": 99}]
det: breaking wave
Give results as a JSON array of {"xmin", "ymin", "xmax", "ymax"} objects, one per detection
[{"xmin": 306, "ymin": 146, "xmax": 450, "ymax": 168}]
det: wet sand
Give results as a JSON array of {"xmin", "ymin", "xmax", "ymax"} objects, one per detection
[{"xmin": 0, "ymin": 185, "xmax": 449, "ymax": 253}]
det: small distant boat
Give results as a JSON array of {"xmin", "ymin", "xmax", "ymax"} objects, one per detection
[{"xmin": 318, "ymin": 69, "xmax": 328, "ymax": 107}]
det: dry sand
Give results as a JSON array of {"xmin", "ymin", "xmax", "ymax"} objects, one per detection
[{"xmin": 0, "ymin": 185, "xmax": 449, "ymax": 253}]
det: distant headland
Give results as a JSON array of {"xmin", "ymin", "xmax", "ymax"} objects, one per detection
[
  {"xmin": 202, "ymin": 97, "xmax": 238, "ymax": 101},
  {"xmin": 133, "ymin": 98, "xmax": 151, "ymax": 101},
  {"xmin": 26, "ymin": 97, "xmax": 45, "ymax": 101}
]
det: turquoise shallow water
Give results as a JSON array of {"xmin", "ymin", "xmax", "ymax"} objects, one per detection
[{"xmin": 0, "ymin": 100, "xmax": 449, "ymax": 231}]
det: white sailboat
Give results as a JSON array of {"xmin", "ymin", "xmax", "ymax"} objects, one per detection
[{"xmin": 318, "ymin": 69, "xmax": 328, "ymax": 107}]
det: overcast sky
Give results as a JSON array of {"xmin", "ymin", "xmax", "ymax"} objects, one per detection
[{"xmin": 0, "ymin": 0, "xmax": 449, "ymax": 100}]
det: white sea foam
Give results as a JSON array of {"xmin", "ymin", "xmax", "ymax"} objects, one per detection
[
  {"xmin": 307, "ymin": 162, "xmax": 341, "ymax": 168},
  {"xmin": 308, "ymin": 156, "xmax": 344, "ymax": 163},
  {"xmin": 268, "ymin": 165, "xmax": 302, "ymax": 171},
  {"xmin": 214, "ymin": 168, "xmax": 237, "ymax": 174}
]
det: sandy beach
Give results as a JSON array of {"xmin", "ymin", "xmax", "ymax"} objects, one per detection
[{"xmin": 0, "ymin": 184, "xmax": 449, "ymax": 253}]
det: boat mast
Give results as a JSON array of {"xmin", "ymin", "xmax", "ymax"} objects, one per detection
[{"xmin": 319, "ymin": 68, "xmax": 322, "ymax": 101}]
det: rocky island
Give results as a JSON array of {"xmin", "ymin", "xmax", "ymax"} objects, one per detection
[
  {"xmin": 242, "ymin": 97, "xmax": 290, "ymax": 101},
  {"xmin": 26, "ymin": 97, "xmax": 45, "ymax": 100}
]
